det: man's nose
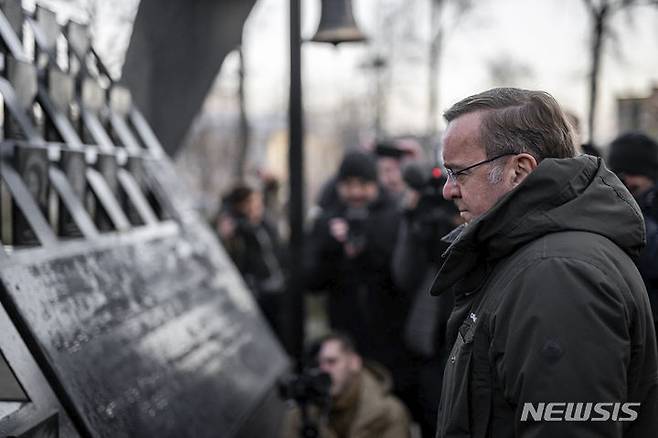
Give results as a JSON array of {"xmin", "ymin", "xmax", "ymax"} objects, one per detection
[{"xmin": 443, "ymin": 180, "xmax": 460, "ymax": 200}]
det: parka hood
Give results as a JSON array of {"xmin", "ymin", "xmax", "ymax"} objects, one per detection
[
  {"xmin": 430, "ymin": 155, "xmax": 646, "ymax": 296},
  {"xmin": 362, "ymin": 361, "xmax": 394, "ymax": 394}
]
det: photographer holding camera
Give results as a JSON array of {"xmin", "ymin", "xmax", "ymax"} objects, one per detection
[
  {"xmin": 305, "ymin": 151, "xmax": 409, "ymax": 394},
  {"xmin": 281, "ymin": 333, "xmax": 410, "ymax": 438}
]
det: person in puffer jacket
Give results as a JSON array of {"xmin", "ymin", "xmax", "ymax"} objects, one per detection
[{"xmin": 432, "ymin": 88, "xmax": 658, "ymax": 438}]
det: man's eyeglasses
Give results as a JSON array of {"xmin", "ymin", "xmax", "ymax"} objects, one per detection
[{"xmin": 445, "ymin": 152, "xmax": 517, "ymax": 184}]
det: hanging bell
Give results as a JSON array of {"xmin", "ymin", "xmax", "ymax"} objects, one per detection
[{"xmin": 311, "ymin": 0, "xmax": 367, "ymax": 45}]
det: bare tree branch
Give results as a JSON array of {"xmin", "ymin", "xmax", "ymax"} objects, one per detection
[
  {"xmin": 581, "ymin": 0, "xmax": 658, "ymax": 141},
  {"xmin": 582, "ymin": 0, "xmax": 598, "ymax": 15}
]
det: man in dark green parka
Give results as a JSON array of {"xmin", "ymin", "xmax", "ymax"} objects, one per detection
[{"xmin": 432, "ymin": 88, "xmax": 658, "ymax": 438}]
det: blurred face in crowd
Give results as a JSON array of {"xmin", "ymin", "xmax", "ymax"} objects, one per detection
[
  {"xmin": 237, "ymin": 191, "xmax": 264, "ymax": 224},
  {"xmin": 441, "ymin": 111, "xmax": 536, "ymax": 223},
  {"xmin": 337, "ymin": 177, "xmax": 379, "ymax": 209},
  {"xmin": 618, "ymin": 173, "xmax": 654, "ymax": 199},
  {"xmin": 377, "ymin": 157, "xmax": 405, "ymax": 195},
  {"xmin": 318, "ymin": 339, "xmax": 362, "ymax": 397}
]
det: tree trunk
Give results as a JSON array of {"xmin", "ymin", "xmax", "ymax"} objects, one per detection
[
  {"xmin": 428, "ymin": 0, "xmax": 444, "ymax": 137},
  {"xmin": 587, "ymin": 5, "xmax": 607, "ymax": 143},
  {"xmin": 236, "ymin": 45, "xmax": 249, "ymax": 181}
]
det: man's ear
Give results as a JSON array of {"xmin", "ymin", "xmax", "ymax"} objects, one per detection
[
  {"xmin": 349, "ymin": 353, "xmax": 363, "ymax": 372},
  {"xmin": 511, "ymin": 153, "xmax": 538, "ymax": 187}
]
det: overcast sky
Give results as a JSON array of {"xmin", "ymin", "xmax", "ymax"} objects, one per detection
[
  {"xmin": 240, "ymin": 0, "xmax": 658, "ymax": 145},
  {"xmin": 26, "ymin": 0, "xmax": 658, "ymax": 146}
]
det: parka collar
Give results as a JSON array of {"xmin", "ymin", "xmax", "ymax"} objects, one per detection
[{"xmin": 430, "ymin": 155, "xmax": 645, "ymax": 296}]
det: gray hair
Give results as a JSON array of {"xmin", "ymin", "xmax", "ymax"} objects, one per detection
[
  {"xmin": 444, "ymin": 88, "xmax": 577, "ymax": 162},
  {"xmin": 487, "ymin": 164, "xmax": 505, "ymax": 184}
]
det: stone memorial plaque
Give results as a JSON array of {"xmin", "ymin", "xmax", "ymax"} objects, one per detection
[
  {"xmin": 34, "ymin": 6, "xmax": 58, "ymax": 55},
  {"xmin": 47, "ymin": 70, "xmax": 74, "ymax": 116},
  {"xmin": 80, "ymin": 79, "xmax": 104, "ymax": 115},
  {"xmin": 0, "ymin": 293, "xmax": 80, "ymax": 438},
  {"xmin": 0, "ymin": 221, "xmax": 289, "ymax": 437},
  {"xmin": 1, "ymin": 0, "xmax": 24, "ymax": 41},
  {"xmin": 109, "ymin": 87, "xmax": 131, "ymax": 117},
  {"xmin": 11, "ymin": 144, "xmax": 48, "ymax": 246},
  {"xmin": 6, "ymin": 57, "xmax": 37, "ymax": 110},
  {"xmin": 66, "ymin": 21, "xmax": 89, "ymax": 62}
]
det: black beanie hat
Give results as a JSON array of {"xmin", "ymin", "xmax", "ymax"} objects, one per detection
[
  {"xmin": 608, "ymin": 132, "xmax": 658, "ymax": 181},
  {"xmin": 223, "ymin": 184, "xmax": 254, "ymax": 209},
  {"xmin": 337, "ymin": 151, "xmax": 377, "ymax": 182},
  {"xmin": 375, "ymin": 141, "xmax": 407, "ymax": 160}
]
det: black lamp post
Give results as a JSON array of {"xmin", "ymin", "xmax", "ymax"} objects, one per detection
[
  {"xmin": 286, "ymin": 0, "xmax": 366, "ymax": 363},
  {"xmin": 287, "ymin": 0, "xmax": 304, "ymax": 363}
]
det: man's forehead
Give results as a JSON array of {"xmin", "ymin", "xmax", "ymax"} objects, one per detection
[
  {"xmin": 319, "ymin": 339, "xmax": 346, "ymax": 356},
  {"xmin": 442, "ymin": 112, "xmax": 486, "ymax": 166}
]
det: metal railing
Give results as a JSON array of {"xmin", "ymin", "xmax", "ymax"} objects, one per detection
[{"xmin": 0, "ymin": 0, "xmax": 171, "ymax": 254}]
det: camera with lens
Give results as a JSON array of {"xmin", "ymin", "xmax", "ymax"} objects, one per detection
[
  {"xmin": 279, "ymin": 368, "xmax": 331, "ymax": 438},
  {"xmin": 402, "ymin": 162, "xmax": 459, "ymax": 262},
  {"xmin": 278, "ymin": 367, "xmax": 331, "ymax": 407},
  {"xmin": 344, "ymin": 207, "xmax": 369, "ymax": 251}
]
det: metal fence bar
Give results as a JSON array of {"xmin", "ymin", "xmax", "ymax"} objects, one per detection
[
  {"xmin": 117, "ymin": 168, "xmax": 158, "ymax": 225},
  {"xmin": 48, "ymin": 167, "xmax": 99, "ymax": 238},
  {"xmin": 85, "ymin": 167, "xmax": 130, "ymax": 231},
  {"xmin": 0, "ymin": 162, "xmax": 56, "ymax": 246}
]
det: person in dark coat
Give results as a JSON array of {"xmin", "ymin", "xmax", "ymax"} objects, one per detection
[
  {"xmin": 391, "ymin": 166, "xmax": 460, "ymax": 438},
  {"xmin": 433, "ymin": 88, "xmax": 658, "ymax": 437},
  {"xmin": 304, "ymin": 151, "xmax": 409, "ymax": 399},
  {"xmin": 607, "ymin": 132, "xmax": 658, "ymax": 337},
  {"xmin": 216, "ymin": 184, "xmax": 286, "ymax": 339}
]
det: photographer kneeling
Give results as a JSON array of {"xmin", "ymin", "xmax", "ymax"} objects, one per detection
[{"xmin": 282, "ymin": 333, "xmax": 410, "ymax": 438}]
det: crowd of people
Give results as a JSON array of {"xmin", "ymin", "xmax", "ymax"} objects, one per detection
[{"xmin": 214, "ymin": 87, "xmax": 658, "ymax": 438}]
